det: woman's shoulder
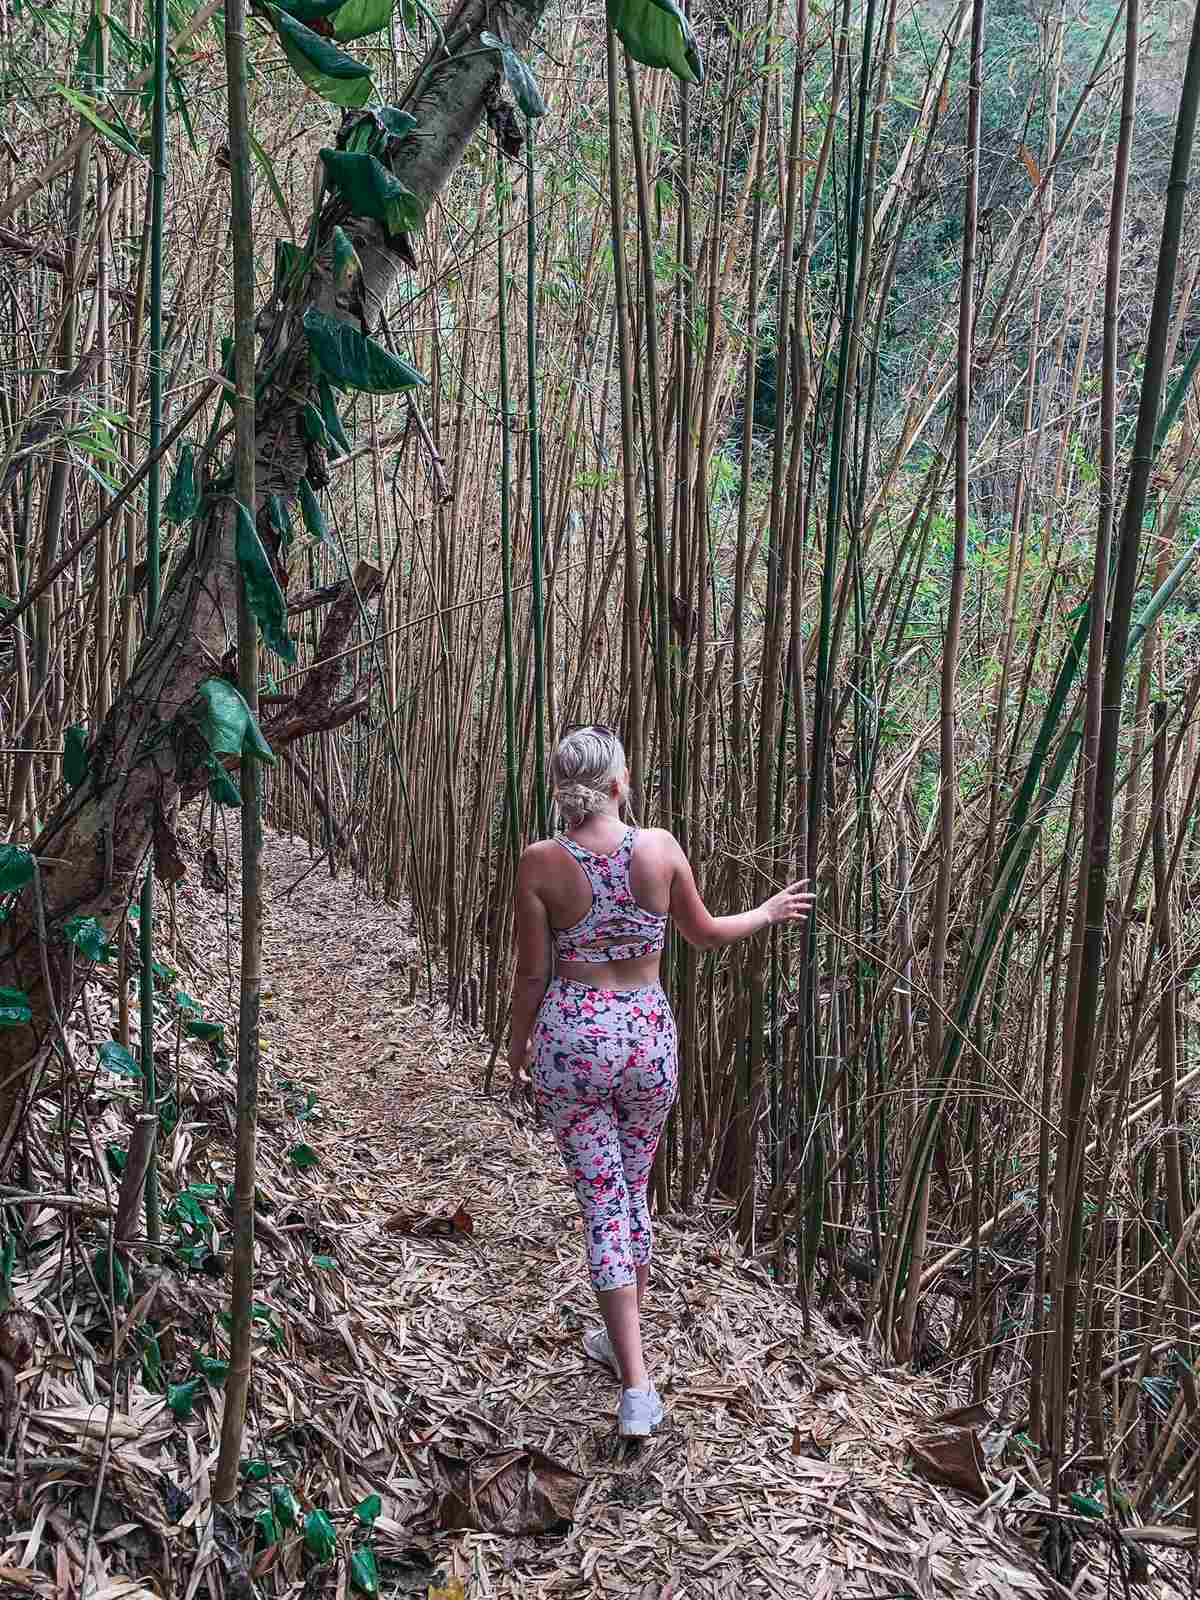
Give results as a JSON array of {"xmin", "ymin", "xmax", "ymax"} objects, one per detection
[{"xmin": 633, "ymin": 827, "xmax": 683, "ymax": 860}]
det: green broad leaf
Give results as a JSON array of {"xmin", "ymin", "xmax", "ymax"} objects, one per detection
[
  {"xmin": 236, "ymin": 502, "xmax": 298, "ymax": 664},
  {"xmin": 331, "ymin": 225, "xmax": 361, "ymax": 292},
  {"xmin": 317, "ymin": 148, "xmax": 426, "ymax": 238},
  {"xmin": 278, "ymin": 0, "xmax": 344, "ymax": 17},
  {"xmin": 52, "ymin": 84, "xmax": 144, "ymax": 158},
  {"xmin": 158, "ymin": 1092, "xmax": 178, "ymax": 1136},
  {"xmin": 193, "ymin": 677, "xmax": 277, "ymax": 765},
  {"xmin": 174, "ymin": 989, "xmax": 202, "ymax": 1017},
  {"xmin": 275, "ymin": 239, "xmax": 309, "ymax": 300},
  {"xmin": 250, "ymin": 132, "xmax": 295, "ymax": 230},
  {"xmin": 63, "ymin": 724, "xmax": 89, "ymax": 788},
  {"xmin": 138, "ymin": 1326, "xmax": 163, "ymax": 1391},
  {"xmin": 175, "ymin": 1242, "xmax": 211, "ymax": 1270},
  {"xmin": 163, "ymin": 442, "xmax": 200, "ymax": 523},
  {"xmin": 353, "ymin": 1493, "xmax": 381, "ymax": 1528},
  {"xmin": 105, "ymin": 1141, "xmax": 128, "ymax": 1175},
  {"xmin": 332, "ymin": 0, "xmax": 393, "ymax": 40},
  {"xmin": 317, "ymin": 378, "xmax": 354, "ymax": 454},
  {"xmin": 194, "ymin": 1351, "xmax": 229, "ymax": 1384},
  {"xmin": 183, "ymin": 1182, "xmax": 221, "ymax": 1199},
  {"xmin": 98, "ymin": 1039, "xmax": 140, "ymax": 1077},
  {"xmin": 350, "ymin": 1546, "xmax": 379, "ymax": 1596},
  {"xmin": 242, "ymin": 1458, "xmax": 270, "ymax": 1481},
  {"xmin": 374, "ymin": 106, "xmax": 417, "ymax": 140},
  {"xmin": 255, "ymin": 1510, "xmax": 281, "ymax": 1547},
  {"xmin": 608, "ymin": 0, "xmax": 703, "ymax": 84},
  {"xmin": 267, "ymin": 493, "xmax": 295, "ymax": 548},
  {"xmin": 302, "ymin": 401, "xmax": 328, "ymax": 446},
  {"xmin": 206, "ymin": 756, "xmax": 243, "ymax": 809},
  {"xmin": 272, "ymin": 1484, "xmax": 302, "ymax": 1528},
  {"xmin": 92, "ymin": 1248, "xmax": 131, "ymax": 1305},
  {"xmin": 298, "ymin": 478, "xmax": 331, "ymax": 544},
  {"xmin": 0, "ymin": 988, "xmax": 32, "ymax": 1028},
  {"xmin": 289, "ymin": 1143, "xmax": 319, "ymax": 1170},
  {"xmin": 168, "ymin": 1190, "xmax": 211, "ymax": 1232},
  {"xmin": 64, "ymin": 915, "xmax": 112, "ymax": 964},
  {"xmin": 1067, "ymin": 1492, "xmax": 1105, "ymax": 1519},
  {"xmin": 187, "ymin": 1017, "xmax": 226, "ymax": 1045},
  {"xmin": 261, "ymin": 5, "xmax": 374, "ymax": 108},
  {"xmin": 0, "ymin": 845, "xmax": 35, "ymax": 892},
  {"xmin": 480, "ymin": 31, "xmax": 547, "ymax": 118},
  {"xmin": 311, "ymin": 1253, "xmax": 337, "ymax": 1270},
  {"xmin": 305, "ymin": 308, "xmax": 426, "ymax": 395},
  {"xmin": 304, "ymin": 1509, "xmax": 337, "ymax": 1563}
]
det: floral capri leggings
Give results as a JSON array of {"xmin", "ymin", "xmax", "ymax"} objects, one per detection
[{"xmin": 533, "ymin": 979, "xmax": 678, "ymax": 1292}]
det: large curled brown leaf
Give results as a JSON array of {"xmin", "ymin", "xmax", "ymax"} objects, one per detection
[
  {"xmin": 426, "ymin": 1445, "xmax": 584, "ymax": 1535},
  {"xmin": 906, "ymin": 1427, "xmax": 989, "ymax": 1499}
]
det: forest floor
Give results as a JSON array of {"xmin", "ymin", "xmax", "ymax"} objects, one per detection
[{"xmin": 4, "ymin": 828, "xmax": 1191, "ymax": 1599}]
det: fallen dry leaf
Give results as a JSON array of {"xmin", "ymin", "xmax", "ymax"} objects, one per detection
[
  {"xmin": 385, "ymin": 1204, "xmax": 473, "ymax": 1237},
  {"xmin": 425, "ymin": 1445, "xmax": 584, "ymax": 1535},
  {"xmin": 907, "ymin": 1427, "xmax": 989, "ymax": 1500}
]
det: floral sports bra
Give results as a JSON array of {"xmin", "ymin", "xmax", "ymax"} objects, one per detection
[{"xmin": 552, "ymin": 827, "xmax": 668, "ymax": 963}]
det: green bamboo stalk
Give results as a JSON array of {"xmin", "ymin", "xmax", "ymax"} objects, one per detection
[
  {"xmin": 526, "ymin": 118, "xmax": 547, "ymax": 838},
  {"xmin": 213, "ymin": 0, "xmax": 259, "ymax": 1503},
  {"xmin": 496, "ymin": 152, "xmax": 520, "ymax": 866},
  {"xmin": 139, "ymin": 0, "xmax": 169, "ymax": 1246}
]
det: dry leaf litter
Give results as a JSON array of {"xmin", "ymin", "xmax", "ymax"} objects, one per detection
[{"xmin": 0, "ymin": 826, "xmax": 1192, "ymax": 1599}]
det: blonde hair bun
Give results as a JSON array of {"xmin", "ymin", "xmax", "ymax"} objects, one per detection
[{"xmin": 550, "ymin": 726, "xmax": 629, "ymax": 827}]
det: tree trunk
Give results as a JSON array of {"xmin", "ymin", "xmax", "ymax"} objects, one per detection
[{"xmin": 0, "ymin": 0, "xmax": 552, "ymax": 1155}]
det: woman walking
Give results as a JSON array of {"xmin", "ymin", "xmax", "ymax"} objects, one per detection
[{"xmin": 507, "ymin": 726, "xmax": 815, "ymax": 1437}]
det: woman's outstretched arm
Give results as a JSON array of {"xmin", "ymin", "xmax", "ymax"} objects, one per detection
[
  {"xmin": 507, "ymin": 847, "xmax": 553, "ymax": 1092},
  {"xmin": 663, "ymin": 834, "xmax": 814, "ymax": 950}
]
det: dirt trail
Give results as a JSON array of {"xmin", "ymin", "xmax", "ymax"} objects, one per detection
[{"xmin": 6, "ymin": 828, "xmax": 1180, "ymax": 1600}]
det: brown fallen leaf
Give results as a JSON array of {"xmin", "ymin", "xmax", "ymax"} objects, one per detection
[
  {"xmin": 928, "ymin": 1401, "xmax": 992, "ymax": 1429},
  {"xmin": 385, "ymin": 1205, "xmax": 473, "ymax": 1237},
  {"xmin": 791, "ymin": 1425, "xmax": 829, "ymax": 1461},
  {"xmin": 424, "ymin": 1445, "xmax": 584, "ymax": 1535},
  {"xmin": 907, "ymin": 1428, "xmax": 989, "ymax": 1500}
]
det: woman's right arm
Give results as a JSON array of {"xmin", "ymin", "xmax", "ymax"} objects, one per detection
[{"xmin": 664, "ymin": 834, "xmax": 814, "ymax": 950}]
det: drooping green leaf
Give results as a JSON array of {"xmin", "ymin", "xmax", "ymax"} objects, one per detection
[
  {"xmin": 64, "ymin": 915, "xmax": 112, "ymax": 963},
  {"xmin": 261, "ymin": 5, "xmax": 374, "ymax": 107},
  {"xmin": 331, "ymin": 225, "xmax": 361, "ymax": 293},
  {"xmin": 236, "ymin": 503, "xmax": 297, "ymax": 663},
  {"xmin": 0, "ymin": 845, "xmax": 35, "ymax": 893},
  {"xmin": 275, "ymin": 239, "xmax": 309, "ymax": 300},
  {"xmin": 187, "ymin": 1017, "xmax": 227, "ymax": 1046},
  {"xmin": 175, "ymin": 1242, "xmax": 211, "ymax": 1270},
  {"xmin": 277, "ymin": 0, "xmax": 344, "ymax": 18},
  {"xmin": 267, "ymin": 493, "xmax": 296, "ymax": 548},
  {"xmin": 298, "ymin": 478, "xmax": 331, "ymax": 544},
  {"xmin": 174, "ymin": 989, "xmax": 202, "ymax": 1017},
  {"xmin": 332, "ymin": 0, "xmax": 393, "ymax": 40},
  {"xmin": 272, "ymin": 1484, "xmax": 303, "ymax": 1528},
  {"xmin": 138, "ymin": 1326, "xmax": 163, "ymax": 1390},
  {"xmin": 242, "ymin": 1458, "xmax": 270, "ymax": 1481},
  {"xmin": 289, "ymin": 1143, "xmax": 319, "ymax": 1170},
  {"xmin": 256, "ymin": 1510, "xmax": 281, "ymax": 1547},
  {"xmin": 98, "ymin": 1039, "xmax": 141, "ymax": 1077},
  {"xmin": 206, "ymin": 756, "xmax": 243, "ymax": 808},
  {"xmin": 607, "ymin": 0, "xmax": 703, "ymax": 83},
  {"xmin": 168, "ymin": 1190, "xmax": 212, "ymax": 1233},
  {"xmin": 318, "ymin": 378, "xmax": 354, "ymax": 453},
  {"xmin": 0, "ymin": 989, "xmax": 31, "ymax": 1028},
  {"xmin": 374, "ymin": 106, "xmax": 417, "ymax": 140},
  {"xmin": 304, "ymin": 1509, "xmax": 337, "ymax": 1563},
  {"xmin": 250, "ymin": 132, "xmax": 295, "ymax": 230},
  {"xmin": 317, "ymin": 149, "xmax": 426, "ymax": 238},
  {"xmin": 63, "ymin": 724, "xmax": 89, "ymax": 788},
  {"xmin": 192, "ymin": 677, "xmax": 277, "ymax": 765},
  {"xmin": 92, "ymin": 1248, "xmax": 131, "ymax": 1305},
  {"xmin": 480, "ymin": 31, "xmax": 547, "ymax": 118},
  {"xmin": 52, "ymin": 84, "xmax": 144, "ymax": 158},
  {"xmin": 1067, "ymin": 1492, "xmax": 1105, "ymax": 1519},
  {"xmin": 106, "ymin": 1141, "xmax": 128, "ymax": 1175},
  {"xmin": 305, "ymin": 308, "xmax": 426, "ymax": 395},
  {"xmin": 353, "ymin": 1493, "xmax": 381, "ymax": 1528},
  {"xmin": 158, "ymin": 1090, "xmax": 179, "ymax": 1136},
  {"xmin": 350, "ymin": 1546, "xmax": 379, "ymax": 1596},
  {"xmin": 163, "ymin": 442, "xmax": 200, "ymax": 524},
  {"xmin": 194, "ymin": 1351, "xmax": 229, "ymax": 1384}
]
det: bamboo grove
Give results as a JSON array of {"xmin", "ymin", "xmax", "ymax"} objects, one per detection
[{"xmin": 3, "ymin": 0, "xmax": 1200, "ymax": 1547}]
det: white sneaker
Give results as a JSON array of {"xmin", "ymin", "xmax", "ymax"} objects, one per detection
[
  {"xmin": 618, "ymin": 1383, "xmax": 664, "ymax": 1438},
  {"xmin": 583, "ymin": 1327, "xmax": 621, "ymax": 1380}
]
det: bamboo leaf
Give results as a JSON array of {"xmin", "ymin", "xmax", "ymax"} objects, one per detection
[
  {"xmin": 250, "ymin": 132, "xmax": 294, "ymax": 230},
  {"xmin": 163, "ymin": 442, "xmax": 200, "ymax": 523},
  {"xmin": 192, "ymin": 678, "xmax": 276, "ymax": 764},
  {"xmin": 304, "ymin": 1509, "xmax": 337, "ymax": 1562},
  {"xmin": 52, "ymin": 84, "xmax": 144, "ymax": 158},
  {"xmin": 480, "ymin": 31, "xmax": 548, "ymax": 118},
  {"xmin": 63, "ymin": 724, "xmax": 89, "ymax": 788},
  {"xmin": 317, "ymin": 378, "xmax": 354, "ymax": 451},
  {"xmin": 318, "ymin": 148, "xmax": 427, "ymax": 236},
  {"xmin": 260, "ymin": 5, "xmax": 374, "ymax": 107},
  {"xmin": 607, "ymin": 0, "xmax": 703, "ymax": 84},
  {"xmin": 299, "ymin": 477, "xmax": 332, "ymax": 543},
  {"xmin": 305, "ymin": 308, "xmax": 426, "ymax": 394},
  {"xmin": 235, "ymin": 503, "xmax": 298, "ymax": 663},
  {"xmin": 272, "ymin": 1485, "xmax": 302, "ymax": 1527},
  {"xmin": 331, "ymin": 225, "xmax": 362, "ymax": 292}
]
